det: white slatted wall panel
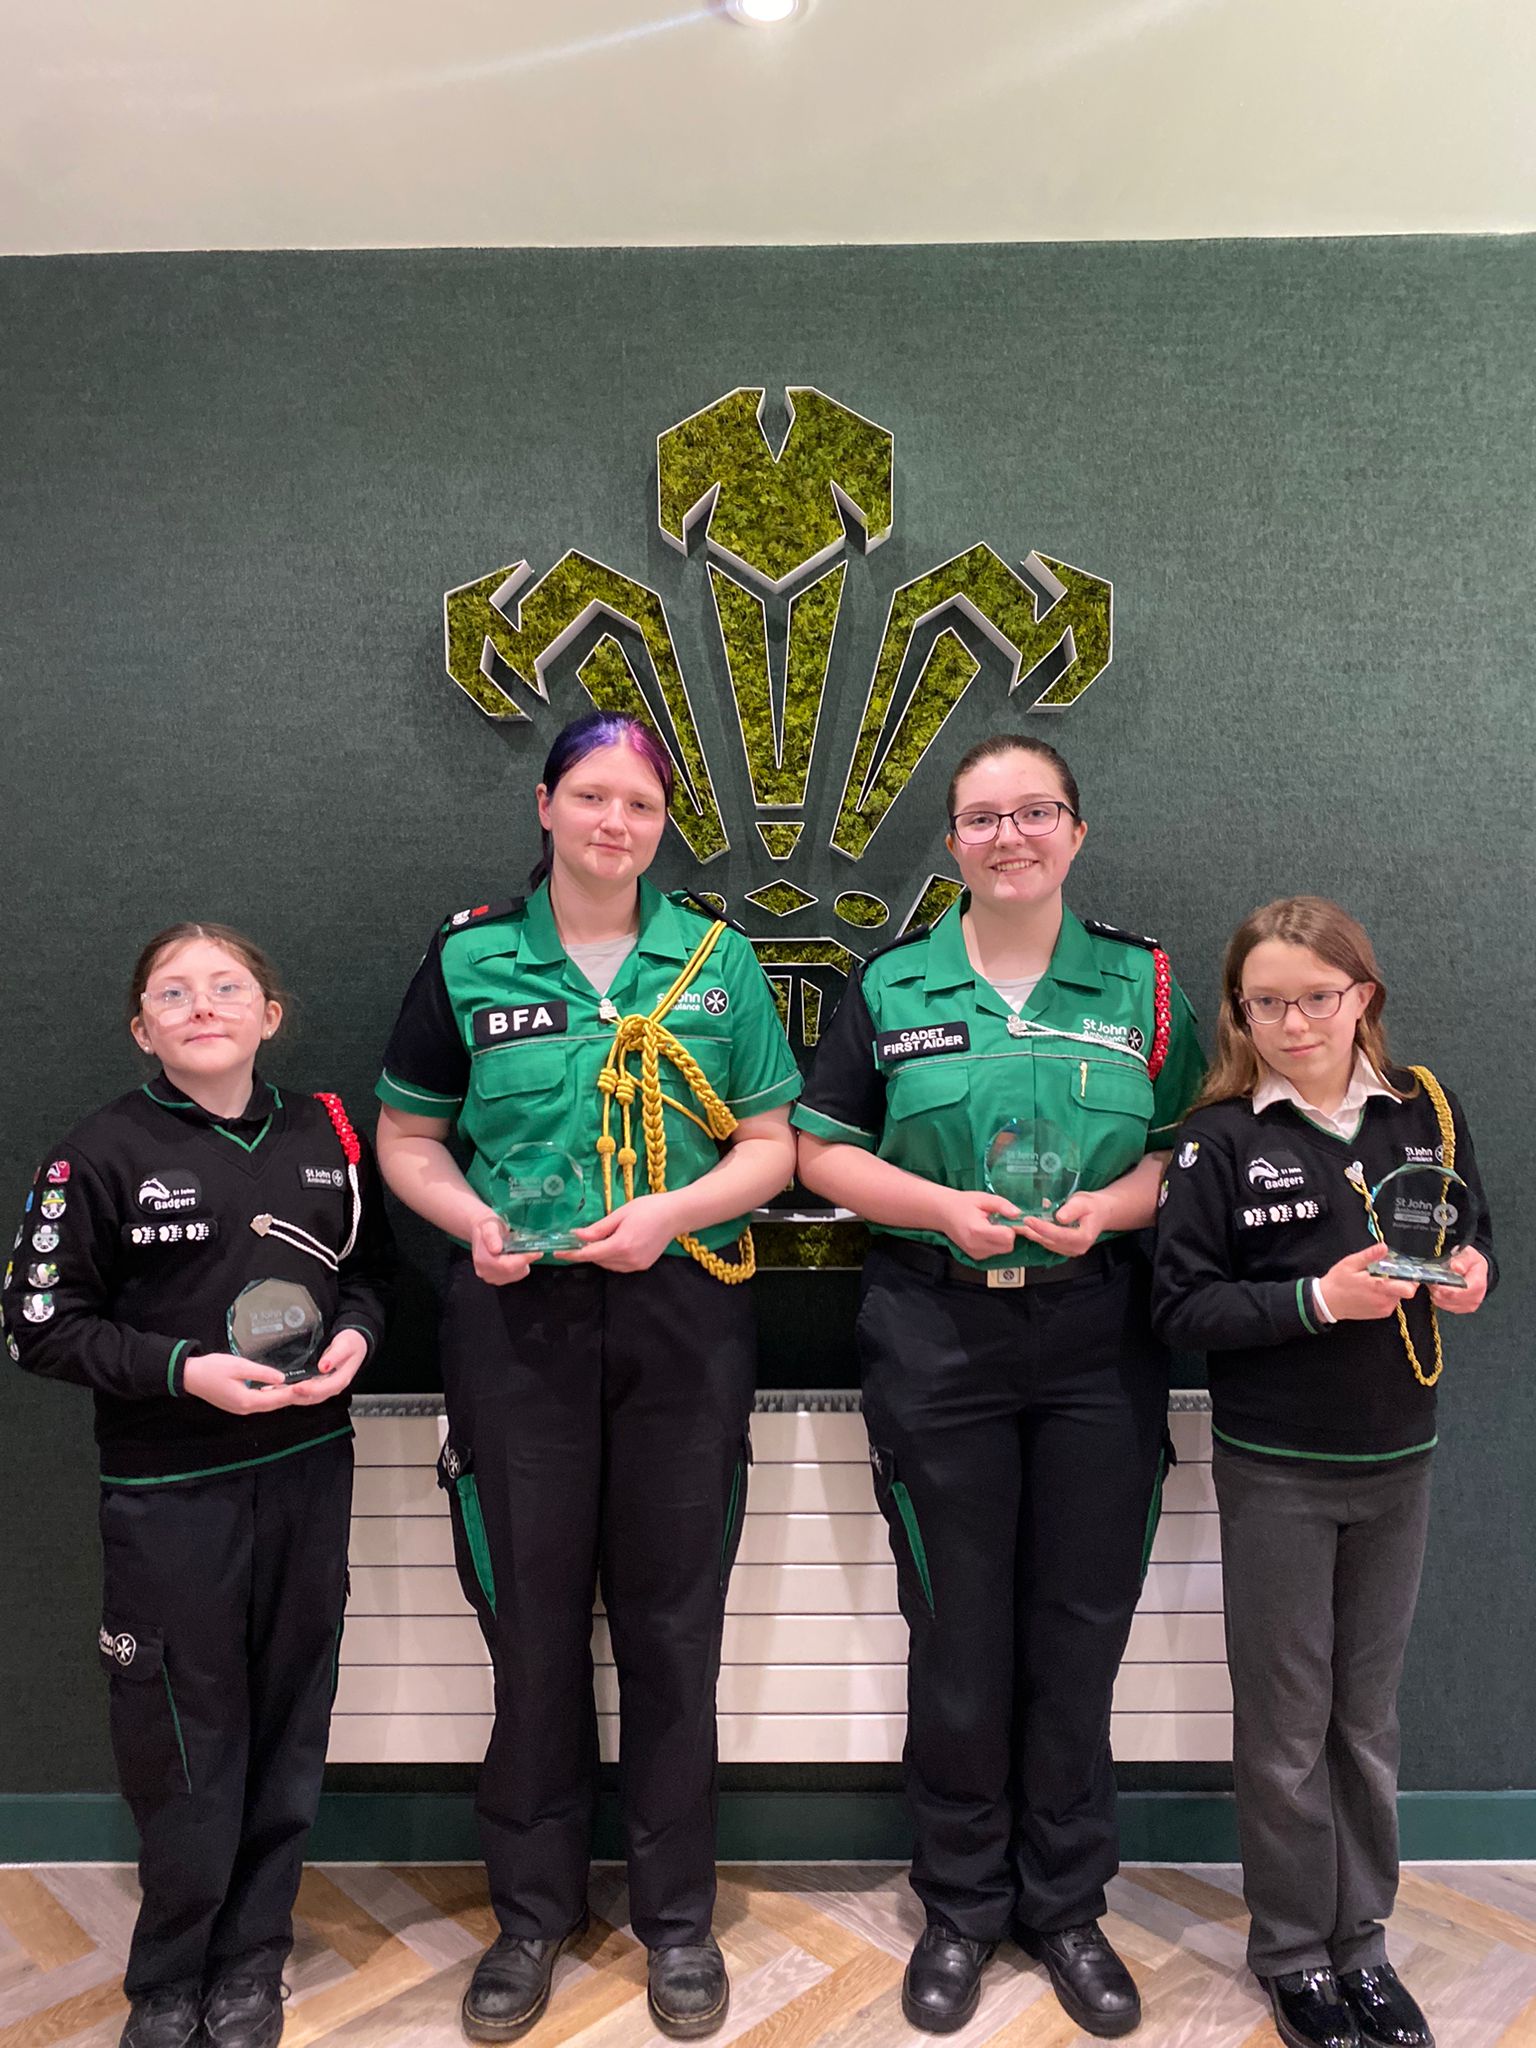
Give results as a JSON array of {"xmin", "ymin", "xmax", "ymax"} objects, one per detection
[{"xmin": 331, "ymin": 1394, "xmax": 1230, "ymax": 1765}]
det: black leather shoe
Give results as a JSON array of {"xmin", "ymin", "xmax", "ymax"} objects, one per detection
[
  {"xmin": 901, "ymin": 1924, "xmax": 996, "ymax": 2034},
  {"xmin": 647, "ymin": 1937, "xmax": 730, "ymax": 2039},
  {"xmin": 462, "ymin": 1915, "xmax": 588, "ymax": 2042},
  {"xmin": 120, "ymin": 1988, "xmax": 204, "ymax": 2048},
  {"xmin": 202, "ymin": 1974, "xmax": 285, "ymax": 2048},
  {"xmin": 1265, "ymin": 1969, "xmax": 1362, "ymax": 2048},
  {"xmin": 1019, "ymin": 1923, "xmax": 1141, "ymax": 2037},
  {"xmin": 1338, "ymin": 1967, "xmax": 1433, "ymax": 2048}
]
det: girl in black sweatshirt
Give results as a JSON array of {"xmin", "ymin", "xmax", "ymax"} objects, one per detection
[
  {"xmin": 4, "ymin": 923, "xmax": 392, "ymax": 2048},
  {"xmin": 1153, "ymin": 898, "xmax": 1492, "ymax": 2048}
]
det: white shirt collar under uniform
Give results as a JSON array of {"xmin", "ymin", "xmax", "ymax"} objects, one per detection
[{"xmin": 1251, "ymin": 1054, "xmax": 1398, "ymax": 1142}]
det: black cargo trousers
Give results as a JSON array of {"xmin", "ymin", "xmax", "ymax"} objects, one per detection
[
  {"xmin": 97, "ymin": 1432, "xmax": 353, "ymax": 1997},
  {"xmin": 857, "ymin": 1239, "xmax": 1169, "ymax": 1942},
  {"xmin": 437, "ymin": 1254, "xmax": 756, "ymax": 1950}
]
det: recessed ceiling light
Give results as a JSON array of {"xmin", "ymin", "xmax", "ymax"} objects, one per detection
[{"xmin": 725, "ymin": 0, "xmax": 805, "ymax": 23}]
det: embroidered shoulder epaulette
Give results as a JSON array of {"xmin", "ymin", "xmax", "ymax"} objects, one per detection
[
  {"xmin": 440, "ymin": 897, "xmax": 524, "ymax": 937},
  {"xmin": 1082, "ymin": 918, "xmax": 1161, "ymax": 953},
  {"xmin": 667, "ymin": 888, "xmax": 748, "ymax": 938},
  {"xmin": 862, "ymin": 923, "xmax": 931, "ymax": 969}
]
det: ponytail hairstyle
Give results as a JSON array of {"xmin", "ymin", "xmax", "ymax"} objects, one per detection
[
  {"xmin": 946, "ymin": 733, "xmax": 1082, "ymax": 822},
  {"xmin": 1194, "ymin": 896, "xmax": 1404, "ymax": 1111},
  {"xmin": 528, "ymin": 711, "xmax": 675, "ymax": 888}
]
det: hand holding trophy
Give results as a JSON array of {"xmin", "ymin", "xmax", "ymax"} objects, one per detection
[
  {"xmin": 1351, "ymin": 1160, "xmax": 1472, "ymax": 1290},
  {"xmin": 490, "ymin": 1142, "xmax": 587, "ymax": 1254},
  {"xmin": 983, "ymin": 1120, "xmax": 1083, "ymax": 1228}
]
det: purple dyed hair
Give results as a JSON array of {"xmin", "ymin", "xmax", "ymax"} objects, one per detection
[{"xmin": 529, "ymin": 710, "xmax": 675, "ymax": 887}]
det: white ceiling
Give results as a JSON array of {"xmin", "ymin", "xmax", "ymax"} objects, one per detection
[{"xmin": 6, "ymin": 0, "xmax": 1534, "ymax": 255}]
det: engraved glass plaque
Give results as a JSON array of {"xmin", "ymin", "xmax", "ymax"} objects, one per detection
[
  {"xmin": 490, "ymin": 1143, "xmax": 585, "ymax": 1253},
  {"xmin": 1363, "ymin": 1161, "xmax": 1473, "ymax": 1288},
  {"xmin": 227, "ymin": 1277, "xmax": 324, "ymax": 1380},
  {"xmin": 983, "ymin": 1119, "xmax": 1082, "ymax": 1222}
]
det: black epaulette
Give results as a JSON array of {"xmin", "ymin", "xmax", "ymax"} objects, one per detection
[
  {"xmin": 1082, "ymin": 917, "xmax": 1161, "ymax": 953},
  {"xmin": 862, "ymin": 923, "xmax": 931, "ymax": 967},
  {"xmin": 668, "ymin": 887, "xmax": 748, "ymax": 938},
  {"xmin": 440, "ymin": 897, "xmax": 524, "ymax": 937}
]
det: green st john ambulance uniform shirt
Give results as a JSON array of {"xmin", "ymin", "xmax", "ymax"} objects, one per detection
[
  {"xmin": 377, "ymin": 881, "xmax": 801, "ymax": 1255},
  {"xmin": 793, "ymin": 897, "xmax": 1203, "ymax": 1272}
]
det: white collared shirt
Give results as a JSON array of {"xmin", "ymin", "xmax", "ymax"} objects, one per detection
[
  {"xmin": 1253, "ymin": 1055, "xmax": 1399, "ymax": 1324},
  {"xmin": 1252, "ymin": 1054, "xmax": 1397, "ymax": 1144}
]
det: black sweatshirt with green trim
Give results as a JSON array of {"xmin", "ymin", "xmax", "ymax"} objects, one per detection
[
  {"xmin": 2, "ymin": 1075, "xmax": 394, "ymax": 1482},
  {"xmin": 1150, "ymin": 1077, "xmax": 1495, "ymax": 1460}
]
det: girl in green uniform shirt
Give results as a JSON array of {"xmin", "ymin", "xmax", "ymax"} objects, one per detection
[
  {"xmin": 375, "ymin": 711, "xmax": 798, "ymax": 2044},
  {"xmin": 795, "ymin": 734, "xmax": 1203, "ymax": 2038}
]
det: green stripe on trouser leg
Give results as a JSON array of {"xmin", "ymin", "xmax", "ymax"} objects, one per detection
[
  {"xmin": 720, "ymin": 1449, "xmax": 748, "ymax": 1585},
  {"xmin": 890, "ymin": 1480, "xmax": 935, "ymax": 1614},
  {"xmin": 456, "ymin": 1474, "xmax": 497, "ymax": 1615},
  {"xmin": 1139, "ymin": 1448, "xmax": 1169, "ymax": 1583}
]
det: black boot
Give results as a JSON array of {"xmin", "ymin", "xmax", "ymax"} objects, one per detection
[
  {"xmin": 647, "ymin": 1937, "xmax": 730, "ymax": 2039},
  {"xmin": 1019, "ymin": 1922, "xmax": 1141, "ymax": 2037},
  {"xmin": 120, "ymin": 1987, "xmax": 204, "ymax": 2048},
  {"xmin": 202, "ymin": 1974, "xmax": 286, "ymax": 2048},
  {"xmin": 1338, "ymin": 1967, "xmax": 1433, "ymax": 2048},
  {"xmin": 901, "ymin": 1924, "xmax": 996, "ymax": 2034},
  {"xmin": 1265, "ymin": 1969, "xmax": 1362, "ymax": 2048},
  {"xmin": 461, "ymin": 1915, "xmax": 588, "ymax": 2043}
]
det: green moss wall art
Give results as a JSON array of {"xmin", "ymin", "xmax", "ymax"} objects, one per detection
[{"xmin": 444, "ymin": 386, "xmax": 1112, "ymax": 1030}]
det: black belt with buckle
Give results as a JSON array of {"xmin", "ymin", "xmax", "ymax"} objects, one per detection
[{"xmin": 881, "ymin": 1234, "xmax": 1137, "ymax": 1291}]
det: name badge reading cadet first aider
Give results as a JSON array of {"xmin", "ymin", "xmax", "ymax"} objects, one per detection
[{"xmin": 876, "ymin": 1022, "xmax": 970, "ymax": 1063}]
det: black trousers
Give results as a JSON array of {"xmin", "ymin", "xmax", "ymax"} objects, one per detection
[
  {"xmin": 857, "ymin": 1242, "xmax": 1168, "ymax": 1941},
  {"xmin": 97, "ymin": 1432, "xmax": 353, "ymax": 1997},
  {"xmin": 438, "ymin": 1254, "xmax": 755, "ymax": 1949}
]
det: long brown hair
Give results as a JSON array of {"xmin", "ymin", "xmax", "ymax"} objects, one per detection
[
  {"xmin": 1194, "ymin": 896, "xmax": 1404, "ymax": 1110},
  {"xmin": 127, "ymin": 923, "xmax": 289, "ymax": 1029}
]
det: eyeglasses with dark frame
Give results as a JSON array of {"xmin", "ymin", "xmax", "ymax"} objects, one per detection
[
  {"xmin": 1237, "ymin": 984, "xmax": 1364, "ymax": 1026},
  {"xmin": 949, "ymin": 800, "xmax": 1078, "ymax": 845}
]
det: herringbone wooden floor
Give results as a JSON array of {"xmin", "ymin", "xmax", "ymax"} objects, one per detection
[{"xmin": 0, "ymin": 1862, "xmax": 1532, "ymax": 2048}]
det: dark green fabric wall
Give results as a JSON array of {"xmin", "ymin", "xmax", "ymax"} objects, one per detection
[{"xmin": 1, "ymin": 240, "xmax": 1531, "ymax": 1798}]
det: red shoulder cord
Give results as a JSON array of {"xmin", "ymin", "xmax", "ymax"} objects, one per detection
[
  {"xmin": 1147, "ymin": 949, "xmax": 1173, "ymax": 1081},
  {"xmin": 314, "ymin": 1092, "xmax": 363, "ymax": 1259},
  {"xmin": 314, "ymin": 1091, "xmax": 362, "ymax": 1165}
]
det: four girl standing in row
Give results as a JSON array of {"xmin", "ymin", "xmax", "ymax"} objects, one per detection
[{"xmin": 3, "ymin": 722, "xmax": 1495, "ymax": 2048}]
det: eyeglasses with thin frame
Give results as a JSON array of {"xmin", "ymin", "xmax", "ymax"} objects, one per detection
[
  {"xmin": 1237, "ymin": 984, "xmax": 1363, "ymax": 1026},
  {"xmin": 142, "ymin": 978, "xmax": 260, "ymax": 1017},
  {"xmin": 950, "ymin": 800, "xmax": 1078, "ymax": 845}
]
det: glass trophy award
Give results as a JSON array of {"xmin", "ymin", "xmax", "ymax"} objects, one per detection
[
  {"xmin": 1363, "ymin": 1161, "xmax": 1473, "ymax": 1288},
  {"xmin": 228, "ymin": 1277, "xmax": 325, "ymax": 1381},
  {"xmin": 983, "ymin": 1120, "xmax": 1083, "ymax": 1223},
  {"xmin": 490, "ymin": 1143, "xmax": 586, "ymax": 1253}
]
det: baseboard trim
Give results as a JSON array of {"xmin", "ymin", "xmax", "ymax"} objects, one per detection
[{"xmin": 2, "ymin": 1790, "xmax": 1532, "ymax": 1864}]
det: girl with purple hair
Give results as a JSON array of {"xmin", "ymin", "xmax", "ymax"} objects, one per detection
[{"xmin": 376, "ymin": 711, "xmax": 799, "ymax": 2043}]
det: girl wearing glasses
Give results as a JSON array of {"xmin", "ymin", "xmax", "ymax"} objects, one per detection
[
  {"xmin": 1152, "ymin": 898, "xmax": 1493, "ymax": 2048},
  {"xmin": 795, "ymin": 734, "xmax": 1204, "ymax": 2037},
  {"xmin": 3, "ymin": 923, "xmax": 394, "ymax": 2048}
]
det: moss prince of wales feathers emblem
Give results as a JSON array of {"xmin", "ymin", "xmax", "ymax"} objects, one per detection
[{"xmin": 444, "ymin": 387, "xmax": 1112, "ymax": 1050}]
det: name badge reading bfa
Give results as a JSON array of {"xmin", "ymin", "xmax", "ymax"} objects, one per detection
[{"xmin": 472, "ymin": 1001, "xmax": 568, "ymax": 1048}]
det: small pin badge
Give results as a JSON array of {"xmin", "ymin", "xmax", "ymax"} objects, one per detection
[
  {"xmin": 598, "ymin": 998, "xmax": 619, "ymax": 1023},
  {"xmin": 250, "ymin": 1214, "xmax": 273, "ymax": 1236},
  {"xmin": 1007, "ymin": 1015, "xmax": 1030, "ymax": 1037}
]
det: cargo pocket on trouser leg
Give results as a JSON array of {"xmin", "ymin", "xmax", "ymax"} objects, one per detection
[
  {"xmin": 1139, "ymin": 1428, "xmax": 1177, "ymax": 1584},
  {"xmin": 868, "ymin": 1446, "xmax": 935, "ymax": 1618},
  {"xmin": 330, "ymin": 1570, "xmax": 351, "ymax": 1704},
  {"xmin": 719, "ymin": 1430, "xmax": 753, "ymax": 1591},
  {"xmin": 438, "ymin": 1436, "xmax": 497, "ymax": 1623},
  {"xmin": 98, "ymin": 1622, "xmax": 192, "ymax": 1818}
]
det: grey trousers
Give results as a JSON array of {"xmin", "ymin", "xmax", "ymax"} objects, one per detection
[{"xmin": 1212, "ymin": 1443, "xmax": 1433, "ymax": 1978}]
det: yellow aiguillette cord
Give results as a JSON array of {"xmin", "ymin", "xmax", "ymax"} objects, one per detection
[{"xmin": 595, "ymin": 921, "xmax": 755, "ymax": 1284}]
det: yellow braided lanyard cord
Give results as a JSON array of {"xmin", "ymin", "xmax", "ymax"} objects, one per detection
[
  {"xmin": 1348, "ymin": 1064, "xmax": 1456, "ymax": 1388},
  {"xmin": 594, "ymin": 921, "xmax": 756, "ymax": 1285}
]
